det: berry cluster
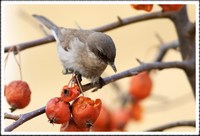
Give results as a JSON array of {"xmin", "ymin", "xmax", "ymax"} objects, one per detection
[
  {"xmin": 131, "ymin": 4, "xmax": 184, "ymax": 12},
  {"xmin": 45, "ymin": 83, "xmax": 102, "ymax": 131}
]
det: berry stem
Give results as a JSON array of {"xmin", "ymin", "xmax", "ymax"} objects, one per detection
[
  {"xmin": 13, "ymin": 46, "xmax": 23, "ymax": 81},
  {"xmin": 4, "ymin": 47, "xmax": 15, "ymax": 84}
]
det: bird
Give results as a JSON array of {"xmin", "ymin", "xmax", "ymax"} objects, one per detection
[{"xmin": 33, "ymin": 14, "xmax": 117, "ymax": 86}]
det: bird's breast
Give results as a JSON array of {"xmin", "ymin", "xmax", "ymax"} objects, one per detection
[{"xmin": 57, "ymin": 37, "xmax": 107, "ymax": 81}]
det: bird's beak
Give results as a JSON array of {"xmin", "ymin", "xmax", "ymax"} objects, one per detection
[{"xmin": 109, "ymin": 62, "xmax": 117, "ymax": 73}]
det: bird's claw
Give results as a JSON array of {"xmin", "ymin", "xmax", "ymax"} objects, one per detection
[
  {"xmin": 62, "ymin": 69, "xmax": 73, "ymax": 75},
  {"xmin": 91, "ymin": 77, "xmax": 105, "ymax": 92},
  {"xmin": 98, "ymin": 77, "xmax": 105, "ymax": 88}
]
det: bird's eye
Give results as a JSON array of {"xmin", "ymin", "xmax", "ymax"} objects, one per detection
[{"xmin": 97, "ymin": 51, "xmax": 108, "ymax": 62}]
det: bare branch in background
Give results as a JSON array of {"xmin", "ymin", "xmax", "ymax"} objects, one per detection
[
  {"xmin": 154, "ymin": 40, "xmax": 179, "ymax": 62},
  {"xmin": 146, "ymin": 120, "xmax": 195, "ymax": 132}
]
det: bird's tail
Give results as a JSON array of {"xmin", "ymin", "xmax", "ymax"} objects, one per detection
[{"xmin": 33, "ymin": 14, "xmax": 58, "ymax": 31}]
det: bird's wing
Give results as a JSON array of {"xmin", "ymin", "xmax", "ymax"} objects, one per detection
[{"xmin": 59, "ymin": 28, "xmax": 94, "ymax": 51}]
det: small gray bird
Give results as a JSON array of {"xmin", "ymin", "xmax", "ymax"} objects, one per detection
[{"xmin": 33, "ymin": 14, "xmax": 117, "ymax": 85}]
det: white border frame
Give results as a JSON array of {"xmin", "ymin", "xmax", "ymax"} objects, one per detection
[{"xmin": 1, "ymin": 1, "xmax": 199, "ymax": 135}]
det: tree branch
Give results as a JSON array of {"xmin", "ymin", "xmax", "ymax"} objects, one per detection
[
  {"xmin": 154, "ymin": 40, "xmax": 179, "ymax": 62},
  {"xmin": 169, "ymin": 6, "xmax": 196, "ymax": 96},
  {"xmin": 4, "ymin": 35, "xmax": 55, "ymax": 55},
  {"xmin": 146, "ymin": 120, "xmax": 195, "ymax": 132},
  {"xmin": 92, "ymin": 11, "xmax": 173, "ymax": 32},
  {"xmin": 4, "ymin": 11, "xmax": 173, "ymax": 54},
  {"xmin": 82, "ymin": 60, "xmax": 189, "ymax": 91},
  {"xmin": 4, "ymin": 113, "xmax": 20, "ymax": 121},
  {"xmin": 4, "ymin": 106, "xmax": 45, "ymax": 132}
]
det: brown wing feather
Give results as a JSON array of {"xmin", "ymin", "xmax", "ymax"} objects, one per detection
[{"xmin": 58, "ymin": 28, "xmax": 94, "ymax": 51}]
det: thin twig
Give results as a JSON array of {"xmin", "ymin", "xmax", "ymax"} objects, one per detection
[
  {"xmin": 154, "ymin": 40, "xmax": 179, "ymax": 62},
  {"xmin": 145, "ymin": 93, "xmax": 192, "ymax": 113},
  {"xmin": 4, "ymin": 113, "xmax": 20, "ymax": 121},
  {"xmin": 155, "ymin": 33, "xmax": 164, "ymax": 44},
  {"xmin": 146, "ymin": 120, "xmax": 195, "ymax": 131}
]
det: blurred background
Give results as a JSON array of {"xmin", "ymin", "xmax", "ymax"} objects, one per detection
[{"xmin": 2, "ymin": 3, "xmax": 196, "ymax": 133}]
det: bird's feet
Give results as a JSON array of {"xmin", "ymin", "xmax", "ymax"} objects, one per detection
[
  {"xmin": 62, "ymin": 69, "xmax": 74, "ymax": 75},
  {"xmin": 74, "ymin": 71, "xmax": 82, "ymax": 83},
  {"xmin": 98, "ymin": 77, "xmax": 105, "ymax": 88},
  {"xmin": 92, "ymin": 77, "xmax": 105, "ymax": 92}
]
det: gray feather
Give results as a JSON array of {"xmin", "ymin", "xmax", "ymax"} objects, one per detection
[{"xmin": 33, "ymin": 14, "xmax": 58, "ymax": 31}]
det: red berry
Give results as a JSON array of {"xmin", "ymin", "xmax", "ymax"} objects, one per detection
[
  {"xmin": 45, "ymin": 97, "xmax": 71, "ymax": 124},
  {"xmin": 92, "ymin": 105, "xmax": 112, "ymax": 131},
  {"xmin": 159, "ymin": 4, "xmax": 184, "ymax": 12},
  {"xmin": 61, "ymin": 84, "xmax": 80, "ymax": 102},
  {"xmin": 110, "ymin": 108, "xmax": 131, "ymax": 131},
  {"xmin": 5, "ymin": 80, "xmax": 31, "ymax": 112},
  {"xmin": 71, "ymin": 96, "xmax": 102, "ymax": 128},
  {"xmin": 130, "ymin": 102, "xmax": 143, "ymax": 121},
  {"xmin": 131, "ymin": 4, "xmax": 153, "ymax": 12},
  {"xmin": 129, "ymin": 72, "xmax": 152, "ymax": 100},
  {"xmin": 60, "ymin": 118, "xmax": 89, "ymax": 132}
]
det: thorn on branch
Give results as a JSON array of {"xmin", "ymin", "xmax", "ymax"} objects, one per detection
[
  {"xmin": 146, "ymin": 120, "xmax": 195, "ymax": 132},
  {"xmin": 136, "ymin": 58, "xmax": 144, "ymax": 65},
  {"xmin": 155, "ymin": 33, "xmax": 164, "ymax": 44},
  {"xmin": 117, "ymin": 16, "xmax": 123, "ymax": 25}
]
